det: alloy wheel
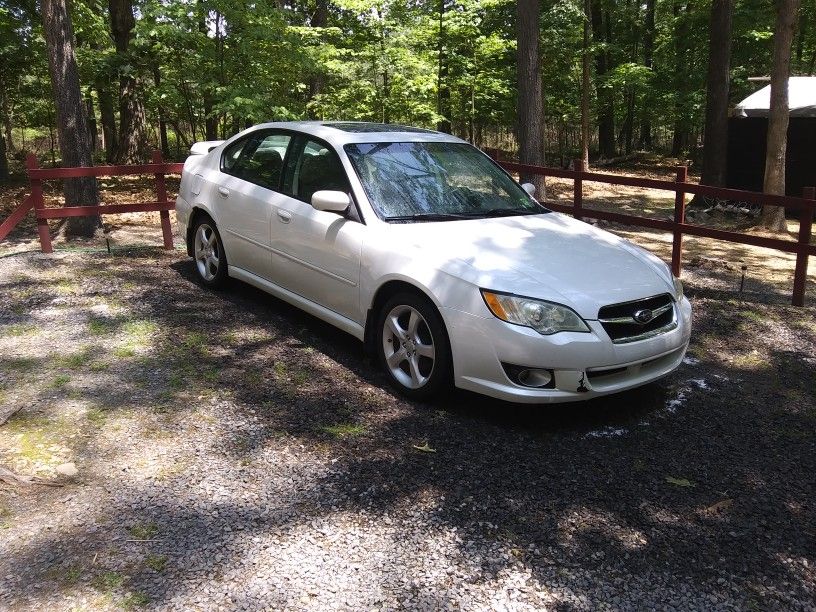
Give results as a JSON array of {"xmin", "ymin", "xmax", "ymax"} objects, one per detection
[
  {"xmin": 381, "ymin": 304, "xmax": 436, "ymax": 389},
  {"xmin": 194, "ymin": 223, "xmax": 220, "ymax": 282}
]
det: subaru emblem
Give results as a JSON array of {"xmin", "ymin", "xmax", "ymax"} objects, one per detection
[{"xmin": 633, "ymin": 308, "xmax": 654, "ymax": 324}]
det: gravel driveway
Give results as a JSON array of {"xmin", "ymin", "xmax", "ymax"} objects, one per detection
[{"xmin": 0, "ymin": 249, "xmax": 814, "ymax": 611}]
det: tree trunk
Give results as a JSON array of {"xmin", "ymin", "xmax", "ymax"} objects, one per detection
[
  {"xmin": 671, "ymin": 1, "xmax": 690, "ymax": 157},
  {"xmin": 580, "ymin": 0, "xmax": 591, "ymax": 167},
  {"xmin": 436, "ymin": 0, "xmax": 451, "ymax": 133},
  {"xmin": 307, "ymin": 0, "xmax": 327, "ymax": 118},
  {"xmin": 109, "ymin": 0, "xmax": 150, "ymax": 164},
  {"xmin": 85, "ymin": 91, "xmax": 98, "ymax": 152},
  {"xmin": 150, "ymin": 64, "xmax": 170, "ymax": 157},
  {"xmin": 0, "ymin": 134, "xmax": 8, "ymax": 181},
  {"xmin": 516, "ymin": 0, "xmax": 546, "ymax": 194},
  {"xmin": 639, "ymin": 0, "xmax": 656, "ymax": 149},
  {"xmin": 591, "ymin": 0, "xmax": 615, "ymax": 158},
  {"xmin": 204, "ymin": 94, "xmax": 218, "ymax": 141},
  {"xmin": 0, "ymin": 78, "xmax": 14, "ymax": 153},
  {"xmin": 699, "ymin": 0, "xmax": 734, "ymax": 189},
  {"xmin": 41, "ymin": 0, "xmax": 100, "ymax": 238},
  {"xmin": 97, "ymin": 80, "xmax": 117, "ymax": 161},
  {"xmin": 762, "ymin": 0, "xmax": 801, "ymax": 231}
]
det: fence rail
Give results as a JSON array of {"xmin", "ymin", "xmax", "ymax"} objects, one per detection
[
  {"xmin": 1, "ymin": 150, "xmax": 814, "ymax": 306},
  {"xmin": 492, "ymin": 156, "xmax": 815, "ymax": 307},
  {"xmin": 0, "ymin": 151, "xmax": 184, "ymax": 253}
]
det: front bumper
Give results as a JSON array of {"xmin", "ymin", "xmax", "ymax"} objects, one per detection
[{"xmin": 441, "ymin": 296, "xmax": 692, "ymax": 404}]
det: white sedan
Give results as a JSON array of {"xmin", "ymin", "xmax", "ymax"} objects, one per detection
[{"xmin": 175, "ymin": 121, "xmax": 691, "ymax": 403}]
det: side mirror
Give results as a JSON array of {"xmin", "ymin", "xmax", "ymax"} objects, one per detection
[
  {"xmin": 311, "ymin": 190, "xmax": 350, "ymax": 213},
  {"xmin": 521, "ymin": 182, "xmax": 536, "ymax": 196}
]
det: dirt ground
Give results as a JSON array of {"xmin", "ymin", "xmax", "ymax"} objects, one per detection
[
  {"xmin": 0, "ymin": 247, "xmax": 814, "ymax": 610},
  {"xmin": 0, "ymin": 171, "xmax": 815, "ymax": 609},
  {"xmin": 0, "ymin": 171, "xmax": 816, "ymax": 610}
]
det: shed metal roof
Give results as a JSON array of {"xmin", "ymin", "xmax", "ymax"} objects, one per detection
[{"xmin": 733, "ymin": 76, "xmax": 816, "ymax": 118}]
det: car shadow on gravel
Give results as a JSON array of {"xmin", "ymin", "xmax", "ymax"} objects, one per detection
[{"xmin": 155, "ymin": 258, "xmax": 815, "ymax": 606}]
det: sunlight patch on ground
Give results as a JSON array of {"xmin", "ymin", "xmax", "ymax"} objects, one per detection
[
  {"xmin": 583, "ymin": 426, "xmax": 628, "ymax": 439},
  {"xmin": 665, "ymin": 378, "xmax": 712, "ymax": 414}
]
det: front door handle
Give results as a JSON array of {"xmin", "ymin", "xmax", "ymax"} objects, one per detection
[
  {"xmin": 277, "ymin": 209, "xmax": 292, "ymax": 224},
  {"xmin": 217, "ymin": 186, "xmax": 230, "ymax": 198}
]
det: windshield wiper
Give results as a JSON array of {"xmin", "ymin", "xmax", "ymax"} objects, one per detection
[
  {"xmin": 463, "ymin": 207, "xmax": 548, "ymax": 218},
  {"xmin": 384, "ymin": 212, "xmax": 471, "ymax": 222}
]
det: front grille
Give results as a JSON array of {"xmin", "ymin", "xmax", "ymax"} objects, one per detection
[{"xmin": 597, "ymin": 293, "xmax": 676, "ymax": 344}]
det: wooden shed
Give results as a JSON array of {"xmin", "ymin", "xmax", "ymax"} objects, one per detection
[{"xmin": 727, "ymin": 76, "xmax": 816, "ymax": 198}]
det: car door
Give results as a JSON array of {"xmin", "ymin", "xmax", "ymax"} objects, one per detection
[
  {"xmin": 268, "ymin": 136, "xmax": 364, "ymax": 322},
  {"xmin": 213, "ymin": 131, "xmax": 293, "ymax": 278}
]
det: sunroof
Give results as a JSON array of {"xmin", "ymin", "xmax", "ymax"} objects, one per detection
[{"xmin": 322, "ymin": 122, "xmax": 435, "ymax": 134}]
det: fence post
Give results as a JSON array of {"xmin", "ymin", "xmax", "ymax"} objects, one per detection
[
  {"xmin": 671, "ymin": 166, "xmax": 688, "ymax": 277},
  {"xmin": 573, "ymin": 158, "xmax": 584, "ymax": 221},
  {"xmin": 152, "ymin": 150, "xmax": 174, "ymax": 250},
  {"xmin": 792, "ymin": 187, "xmax": 814, "ymax": 307},
  {"xmin": 26, "ymin": 154, "xmax": 53, "ymax": 254}
]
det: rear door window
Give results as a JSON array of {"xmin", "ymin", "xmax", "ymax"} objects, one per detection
[
  {"xmin": 221, "ymin": 132, "xmax": 292, "ymax": 191},
  {"xmin": 240, "ymin": 134, "xmax": 291, "ymax": 190}
]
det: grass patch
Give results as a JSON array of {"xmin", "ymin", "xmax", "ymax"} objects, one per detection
[
  {"xmin": 113, "ymin": 319, "xmax": 159, "ymax": 359},
  {"xmin": 54, "ymin": 279, "xmax": 78, "ymax": 295},
  {"xmin": 91, "ymin": 570, "xmax": 125, "ymax": 592},
  {"xmin": 144, "ymin": 554, "xmax": 168, "ymax": 572},
  {"xmin": 59, "ymin": 346, "xmax": 95, "ymax": 369},
  {"xmin": 167, "ymin": 372, "xmax": 185, "ymax": 391},
  {"xmin": 0, "ymin": 506, "xmax": 11, "ymax": 529},
  {"xmin": 731, "ymin": 352, "xmax": 764, "ymax": 369},
  {"xmin": 51, "ymin": 374, "xmax": 71, "ymax": 388},
  {"xmin": 128, "ymin": 522, "xmax": 159, "ymax": 540},
  {"xmin": 738, "ymin": 309, "xmax": 764, "ymax": 323},
  {"xmin": 181, "ymin": 331, "xmax": 207, "ymax": 352},
  {"xmin": 4, "ymin": 357, "xmax": 37, "ymax": 371},
  {"xmin": 155, "ymin": 460, "xmax": 189, "ymax": 481},
  {"xmin": 114, "ymin": 346, "xmax": 136, "ymax": 358},
  {"xmin": 17, "ymin": 427, "xmax": 61, "ymax": 463},
  {"xmin": 88, "ymin": 318, "xmax": 117, "ymax": 335},
  {"xmin": 121, "ymin": 591, "xmax": 150, "ymax": 609},
  {"xmin": 273, "ymin": 361, "xmax": 287, "ymax": 378},
  {"xmin": 122, "ymin": 319, "xmax": 158, "ymax": 341},
  {"xmin": 291, "ymin": 368, "xmax": 309, "ymax": 386},
  {"xmin": 86, "ymin": 408, "xmax": 108, "ymax": 426},
  {"xmin": 1, "ymin": 323, "xmax": 37, "ymax": 337},
  {"xmin": 321, "ymin": 423, "xmax": 367, "ymax": 438}
]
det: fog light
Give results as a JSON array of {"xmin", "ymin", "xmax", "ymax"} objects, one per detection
[
  {"xmin": 501, "ymin": 363, "xmax": 556, "ymax": 389},
  {"xmin": 517, "ymin": 368, "xmax": 553, "ymax": 388}
]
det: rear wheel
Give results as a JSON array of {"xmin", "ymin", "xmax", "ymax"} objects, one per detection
[
  {"xmin": 192, "ymin": 217, "xmax": 228, "ymax": 289},
  {"xmin": 375, "ymin": 292, "xmax": 451, "ymax": 400}
]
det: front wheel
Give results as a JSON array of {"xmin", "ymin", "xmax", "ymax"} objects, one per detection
[
  {"xmin": 375, "ymin": 292, "xmax": 452, "ymax": 400},
  {"xmin": 192, "ymin": 217, "xmax": 228, "ymax": 289}
]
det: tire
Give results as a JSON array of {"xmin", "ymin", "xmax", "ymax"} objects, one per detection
[
  {"xmin": 191, "ymin": 216, "xmax": 229, "ymax": 289},
  {"xmin": 375, "ymin": 292, "xmax": 452, "ymax": 400}
]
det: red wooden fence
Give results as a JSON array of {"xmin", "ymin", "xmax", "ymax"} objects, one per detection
[
  {"xmin": 1, "ymin": 150, "xmax": 814, "ymax": 306},
  {"xmin": 0, "ymin": 151, "xmax": 184, "ymax": 252},
  {"xmin": 491, "ymin": 155, "xmax": 815, "ymax": 307}
]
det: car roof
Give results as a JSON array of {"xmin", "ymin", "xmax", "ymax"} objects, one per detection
[{"xmin": 246, "ymin": 121, "xmax": 469, "ymax": 146}]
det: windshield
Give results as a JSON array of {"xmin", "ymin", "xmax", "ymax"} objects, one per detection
[{"xmin": 344, "ymin": 142, "xmax": 547, "ymax": 221}]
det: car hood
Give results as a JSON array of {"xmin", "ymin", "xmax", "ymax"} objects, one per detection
[{"xmin": 386, "ymin": 213, "xmax": 674, "ymax": 318}]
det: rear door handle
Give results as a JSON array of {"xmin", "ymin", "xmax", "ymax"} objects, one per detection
[
  {"xmin": 217, "ymin": 186, "xmax": 230, "ymax": 198},
  {"xmin": 277, "ymin": 210, "xmax": 292, "ymax": 224}
]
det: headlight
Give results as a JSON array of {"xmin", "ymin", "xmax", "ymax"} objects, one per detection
[
  {"xmin": 481, "ymin": 290, "xmax": 590, "ymax": 335},
  {"xmin": 673, "ymin": 277, "xmax": 684, "ymax": 301}
]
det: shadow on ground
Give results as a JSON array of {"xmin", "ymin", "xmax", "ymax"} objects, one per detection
[{"xmin": 0, "ymin": 250, "xmax": 814, "ymax": 609}]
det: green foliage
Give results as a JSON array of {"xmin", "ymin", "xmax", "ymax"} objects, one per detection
[{"xmin": 0, "ymin": 0, "xmax": 811, "ymax": 160}]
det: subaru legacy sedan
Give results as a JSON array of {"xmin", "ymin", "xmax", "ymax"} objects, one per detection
[{"xmin": 175, "ymin": 121, "xmax": 691, "ymax": 403}]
